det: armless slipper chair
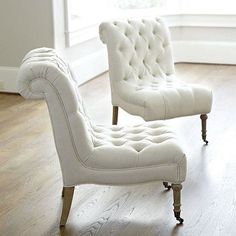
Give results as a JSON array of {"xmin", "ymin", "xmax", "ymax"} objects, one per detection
[
  {"xmin": 99, "ymin": 18, "xmax": 212, "ymax": 144},
  {"xmin": 17, "ymin": 48, "xmax": 187, "ymax": 225}
]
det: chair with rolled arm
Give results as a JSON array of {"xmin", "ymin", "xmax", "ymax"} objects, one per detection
[
  {"xmin": 99, "ymin": 17, "xmax": 213, "ymax": 144},
  {"xmin": 17, "ymin": 48, "xmax": 187, "ymax": 225}
]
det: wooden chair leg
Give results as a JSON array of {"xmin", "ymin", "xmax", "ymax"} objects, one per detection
[
  {"xmin": 171, "ymin": 184, "xmax": 184, "ymax": 224},
  {"xmin": 62, "ymin": 187, "xmax": 65, "ymax": 197},
  {"xmin": 60, "ymin": 187, "xmax": 75, "ymax": 227},
  {"xmin": 200, "ymin": 114, "xmax": 208, "ymax": 145},
  {"xmin": 112, "ymin": 106, "xmax": 119, "ymax": 125},
  {"xmin": 163, "ymin": 182, "xmax": 171, "ymax": 190}
]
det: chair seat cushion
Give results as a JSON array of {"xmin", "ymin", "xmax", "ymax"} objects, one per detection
[
  {"xmin": 114, "ymin": 76, "xmax": 212, "ymax": 120},
  {"xmin": 83, "ymin": 121, "xmax": 186, "ymax": 183}
]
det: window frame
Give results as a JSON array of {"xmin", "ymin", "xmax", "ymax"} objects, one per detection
[{"xmin": 64, "ymin": 0, "xmax": 236, "ymax": 47}]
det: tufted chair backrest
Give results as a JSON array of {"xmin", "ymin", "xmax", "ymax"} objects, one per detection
[
  {"xmin": 17, "ymin": 48, "xmax": 94, "ymax": 185},
  {"xmin": 100, "ymin": 18, "xmax": 175, "ymax": 86}
]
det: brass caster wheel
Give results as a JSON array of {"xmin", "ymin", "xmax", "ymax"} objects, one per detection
[
  {"xmin": 163, "ymin": 182, "xmax": 171, "ymax": 190},
  {"xmin": 176, "ymin": 217, "xmax": 184, "ymax": 224}
]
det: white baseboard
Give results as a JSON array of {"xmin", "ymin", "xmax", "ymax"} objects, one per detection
[
  {"xmin": 173, "ymin": 41, "xmax": 236, "ymax": 64},
  {"xmin": 0, "ymin": 49, "xmax": 108, "ymax": 93},
  {"xmin": 0, "ymin": 67, "xmax": 19, "ymax": 93}
]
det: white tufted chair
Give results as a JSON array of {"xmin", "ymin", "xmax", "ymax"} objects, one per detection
[
  {"xmin": 99, "ymin": 18, "xmax": 213, "ymax": 144},
  {"xmin": 17, "ymin": 48, "xmax": 187, "ymax": 225}
]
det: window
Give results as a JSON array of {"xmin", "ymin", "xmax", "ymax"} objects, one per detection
[
  {"xmin": 66, "ymin": 0, "xmax": 171, "ymax": 31},
  {"xmin": 65, "ymin": 0, "xmax": 236, "ymax": 46},
  {"xmin": 180, "ymin": 0, "xmax": 236, "ymax": 14}
]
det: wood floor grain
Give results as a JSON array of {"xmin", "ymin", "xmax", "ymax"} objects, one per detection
[{"xmin": 1, "ymin": 63, "xmax": 236, "ymax": 236}]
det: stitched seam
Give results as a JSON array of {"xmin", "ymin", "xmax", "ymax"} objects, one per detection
[{"xmin": 159, "ymin": 91, "xmax": 167, "ymax": 119}]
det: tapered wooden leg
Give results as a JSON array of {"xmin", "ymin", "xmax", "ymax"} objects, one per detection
[
  {"xmin": 112, "ymin": 106, "xmax": 119, "ymax": 125},
  {"xmin": 172, "ymin": 184, "xmax": 184, "ymax": 224},
  {"xmin": 163, "ymin": 182, "xmax": 171, "ymax": 190},
  {"xmin": 200, "ymin": 114, "xmax": 208, "ymax": 145},
  {"xmin": 62, "ymin": 187, "xmax": 65, "ymax": 197},
  {"xmin": 60, "ymin": 187, "xmax": 74, "ymax": 227}
]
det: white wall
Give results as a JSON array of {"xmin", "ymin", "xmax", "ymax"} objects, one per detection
[
  {"xmin": 1, "ymin": 0, "xmax": 236, "ymax": 92},
  {"xmin": 169, "ymin": 14, "xmax": 236, "ymax": 64},
  {"xmin": 0, "ymin": 0, "xmax": 55, "ymax": 92}
]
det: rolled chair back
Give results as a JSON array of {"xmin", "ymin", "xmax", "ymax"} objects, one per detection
[
  {"xmin": 17, "ymin": 48, "xmax": 94, "ymax": 186},
  {"xmin": 99, "ymin": 18, "xmax": 175, "ymax": 86}
]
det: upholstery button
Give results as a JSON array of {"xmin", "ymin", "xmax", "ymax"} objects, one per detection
[{"xmin": 119, "ymin": 46, "xmax": 123, "ymax": 51}]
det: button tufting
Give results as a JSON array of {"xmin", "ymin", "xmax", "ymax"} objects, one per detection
[
  {"xmin": 92, "ymin": 121, "xmax": 175, "ymax": 153},
  {"xmin": 163, "ymin": 43, "xmax": 167, "ymax": 48},
  {"xmin": 119, "ymin": 47, "xmax": 122, "ymax": 51}
]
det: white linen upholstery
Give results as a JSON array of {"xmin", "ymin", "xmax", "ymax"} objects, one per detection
[
  {"xmin": 99, "ymin": 18, "xmax": 212, "ymax": 120},
  {"xmin": 17, "ymin": 48, "xmax": 186, "ymax": 187}
]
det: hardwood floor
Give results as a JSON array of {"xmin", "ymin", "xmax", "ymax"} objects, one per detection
[{"xmin": 1, "ymin": 63, "xmax": 236, "ymax": 235}]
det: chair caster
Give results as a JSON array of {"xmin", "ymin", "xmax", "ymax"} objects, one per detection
[
  {"xmin": 200, "ymin": 114, "xmax": 208, "ymax": 145},
  {"xmin": 163, "ymin": 182, "xmax": 171, "ymax": 190},
  {"xmin": 176, "ymin": 217, "xmax": 184, "ymax": 224}
]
